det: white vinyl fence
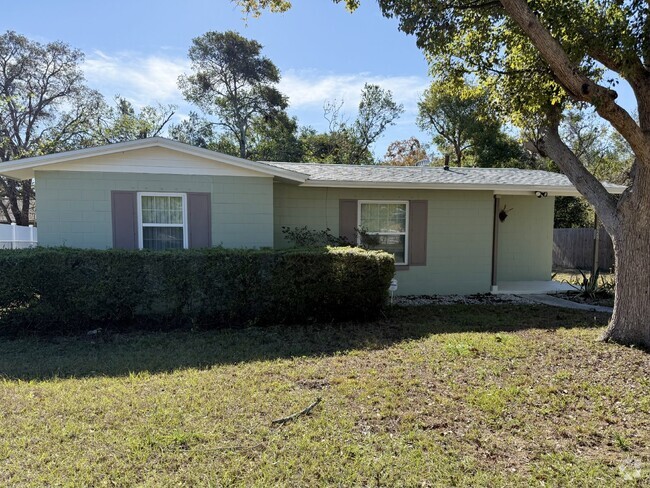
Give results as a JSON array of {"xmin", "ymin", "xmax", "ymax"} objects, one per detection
[{"xmin": 0, "ymin": 223, "xmax": 37, "ymax": 249}]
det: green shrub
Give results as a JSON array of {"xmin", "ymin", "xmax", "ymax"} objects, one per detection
[{"xmin": 0, "ymin": 247, "xmax": 394, "ymax": 336}]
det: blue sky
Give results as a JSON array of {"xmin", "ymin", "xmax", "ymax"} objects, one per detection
[
  {"xmin": 4, "ymin": 0, "xmax": 432, "ymax": 158},
  {"xmin": 4, "ymin": 1, "xmax": 638, "ymax": 159}
]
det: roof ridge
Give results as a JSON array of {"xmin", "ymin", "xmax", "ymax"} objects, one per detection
[{"xmin": 265, "ymin": 161, "xmax": 535, "ymax": 171}]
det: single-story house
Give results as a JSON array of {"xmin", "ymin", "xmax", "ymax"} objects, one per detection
[{"xmin": 0, "ymin": 137, "xmax": 625, "ymax": 295}]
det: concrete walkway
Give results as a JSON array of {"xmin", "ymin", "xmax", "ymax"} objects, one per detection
[
  {"xmin": 495, "ymin": 280, "xmax": 575, "ymax": 295},
  {"xmin": 524, "ymin": 294, "xmax": 613, "ymax": 313}
]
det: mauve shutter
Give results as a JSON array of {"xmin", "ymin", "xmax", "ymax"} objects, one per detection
[
  {"xmin": 111, "ymin": 191, "xmax": 138, "ymax": 249},
  {"xmin": 409, "ymin": 200, "xmax": 428, "ymax": 266},
  {"xmin": 188, "ymin": 192, "xmax": 212, "ymax": 249},
  {"xmin": 339, "ymin": 199, "xmax": 358, "ymax": 245}
]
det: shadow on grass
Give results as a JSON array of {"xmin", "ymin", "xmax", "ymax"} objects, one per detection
[{"xmin": 0, "ymin": 304, "xmax": 609, "ymax": 381}]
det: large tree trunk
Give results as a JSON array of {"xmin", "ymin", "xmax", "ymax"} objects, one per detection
[
  {"xmin": 602, "ymin": 164, "xmax": 650, "ymax": 348},
  {"xmin": 605, "ymin": 232, "xmax": 650, "ymax": 347}
]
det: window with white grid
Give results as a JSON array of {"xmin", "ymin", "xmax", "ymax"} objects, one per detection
[
  {"xmin": 358, "ymin": 201, "xmax": 409, "ymax": 265},
  {"xmin": 137, "ymin": 193, "xmax": 188, "ymax": 250}
]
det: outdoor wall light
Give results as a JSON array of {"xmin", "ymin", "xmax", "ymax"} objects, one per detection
[
  {"xmin": 498, "ymin": 204, "xmax": 513, "ymax": 222},
  {"xmin": 535, "ymin": 191, "xmax": 548, "ymax": 198}
]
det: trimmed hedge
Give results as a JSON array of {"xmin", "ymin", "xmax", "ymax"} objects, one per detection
[{"xmin": 0, "ymin": 246, "xmax": 394, "ymax": 336}]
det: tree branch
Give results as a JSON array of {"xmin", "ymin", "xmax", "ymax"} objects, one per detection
[
  {"xmin": 271, "ymin": 397, "xmax": 322, "ymax": 425},
  {"xmin": 441, "ymin": 0, "xmax": 500, "ymax": 10},
  {"xmin": 539, "ymin": 118, "xmax": 620, "ymax": 234},
  {"xmin": 499, "ymin": 0, "xmax": 650, "ymax": 163}
]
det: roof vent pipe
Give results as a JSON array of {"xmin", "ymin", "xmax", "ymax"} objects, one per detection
[{"xmin": 443, "ymin": 154, "xmax": 450, "ymax": 171}]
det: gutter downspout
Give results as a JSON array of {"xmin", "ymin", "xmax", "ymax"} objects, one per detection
[{"xmin": 491, "ymin": 195, "xmax": 500, "ymax": 293}]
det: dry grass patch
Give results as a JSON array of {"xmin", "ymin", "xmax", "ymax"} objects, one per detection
[{"xmin": 0, "ymin": 305, "xmax": 648, "ymax": 486}]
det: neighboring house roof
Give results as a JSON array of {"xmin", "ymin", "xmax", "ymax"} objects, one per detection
[
  {"xmin": 0, "ymin": 137, "xmax": 308, "ymax": 182},
  {"xmin": 264, "ymin": 162, "xmax": 627, "ymax": 196}
]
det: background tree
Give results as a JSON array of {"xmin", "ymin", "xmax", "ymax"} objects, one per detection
[
  {"xmin": 560, "ymin": 110, "xmax": 633, "ymax": 185},
  {"xmin": 352, "ymin": 83, "xmax": 404, "ymax": 162},
  {"xmin": 299, "ymin": 126, "xmax": 369, "ymax": 164},
  {"xmin": 0, "ymin": 31, "xmax": 103, "ymax": 224},
  {"xmin": 170, "ymin": 109, "xmax": 302, "ymax": 161},
  {"xmin": 235, "ymin": 0, "xmax": 650, "ymax": 347},
  {"xmin": 382, "ymin": 137, "xmax": 428, "ymax": 166},
  {"xmin": 523, "ymin": 110, "xmax": 634, "ymax": 228},
  {"xmin": 418, "ymin": 79, "xmax": 489, "ymax": 166},
  {"xmin": 169, "ymin": 112, "xmax": 217, "ymax": 149},
  {"xmin": 92, "ymin": 97, "xmax": 175, "ymax": 144},
  {"xmin": 178, "ymin": 30, "xmax": 287, "ymax": 158},
  {"xmin": 554, "ymin": 197, "xmax": 591, "ymax": 229},
  {"xmin": 418, "ymin": 79, "xmax": 525, "ymax": 167},
  {"xmin": 247, "ymin": 112, "xmax": 304, "ymax": 161},
  {"xmin": 301, "ymin": 83, "xmax": 403, "ymax": 164}
]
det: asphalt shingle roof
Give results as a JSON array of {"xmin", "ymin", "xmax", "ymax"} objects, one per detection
[{"xmin": 263, "ymin": 162, "xmax": 624, "ymax": 192}]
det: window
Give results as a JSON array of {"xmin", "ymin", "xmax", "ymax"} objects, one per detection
[
  {"xmin": 358, "ymin": 201, "xmax": 409, "ymax": 264},
  {"xmin": 137, "ymin": 193, "xmax": 188, "ymax": 250}
]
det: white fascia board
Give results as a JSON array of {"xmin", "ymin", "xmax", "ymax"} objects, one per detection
[
  {"xmin": 299, "ymin": 179, "xmax": 627, "ymax": 196},
  {"xmin": 0, "ymin": 137, "xmax": 308, "ymax": 182}
]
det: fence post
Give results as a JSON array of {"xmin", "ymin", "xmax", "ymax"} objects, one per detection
[
  {"xmin": 29, "ymin": 224, "xmax": 34, "ymax": 247},
  {"xmin": 11, "ymin": 222, "xmax": 16, "ymax": 250},
  {"xmin": 592, "ymin": 215, "xmax": 600, "ymax": 275}
]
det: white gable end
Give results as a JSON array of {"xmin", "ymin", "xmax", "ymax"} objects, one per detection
[
  {"xmin": 0, "ymin": 138, "xmax": 308, "ymax": 181},
  {"xmin": 46, "ymin": 146, "xmax": 269, "ymax": 178}
]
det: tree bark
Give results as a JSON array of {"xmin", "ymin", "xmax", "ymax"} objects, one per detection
[
  {"xmin": 239, "ymin": 125, "xmax": 247, "ymax": 158},
  {"xmin": 453, "ymin": 140, "xmax": 462, "ymax": 166},
  {"xmin": 602, "ymin": 163, "xmax": 650, "ymax": 347},
  {"xmin": 20, "ymin": 179, "xmax": 32, "ymax": 225}
]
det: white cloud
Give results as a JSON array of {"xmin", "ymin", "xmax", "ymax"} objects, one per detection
[
  {"xmin": 82, "ymin": 52, "xmax": 429, "ymax": 115},
  {"xmin": 83, "ymin": 51, "xmax": 189, "ymax": 107},
  {"xmin": 280, "ymin": 69, "xmax": 428, "ymax": 114}
]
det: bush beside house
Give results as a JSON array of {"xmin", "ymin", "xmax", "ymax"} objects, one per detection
[{"xmin": 0, "ymin": 247, "xmax": 394, "ymax": 336}]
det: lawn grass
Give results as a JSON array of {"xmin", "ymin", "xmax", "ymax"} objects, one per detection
[{"xmin": 1, "ymin": 305, "xmax": 648, "ymax": 486}]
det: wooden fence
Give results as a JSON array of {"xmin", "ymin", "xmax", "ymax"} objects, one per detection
[{"xmin": 553, "ymin": 227, "xmax": 614, "ymax": 271}]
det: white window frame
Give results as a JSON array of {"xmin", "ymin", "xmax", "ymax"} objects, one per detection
[
  {"xmin": 137, "ymin": 192, "xmax": 188, "ymax": 250},
  {"xmin": 357, "ymin": 200, "xmax": 409, "ymax": 265}
]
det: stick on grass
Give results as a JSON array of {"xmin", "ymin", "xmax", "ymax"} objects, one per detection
[{"xmin": 272, "ymin": 397, "xmax": 322, "ymax": 425}]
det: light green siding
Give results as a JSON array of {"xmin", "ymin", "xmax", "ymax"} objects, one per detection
[
  {"xmin": 35, "ymin": 171, "xmax": 273, "ymax": 249},
  {"xmin": 35, "ymin": 170, "xmax": 555, "ymax": 294},
  {"xmin": 496, "ymin": 195, "xmax": 555, "ymax": 281},
  {"xmin": 274, "ymin": 184, "xmax": 556, "ymax": 294},
  {"xmin": 274, "ymin": 183, "xmax": 495, "ymax": 295}
]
